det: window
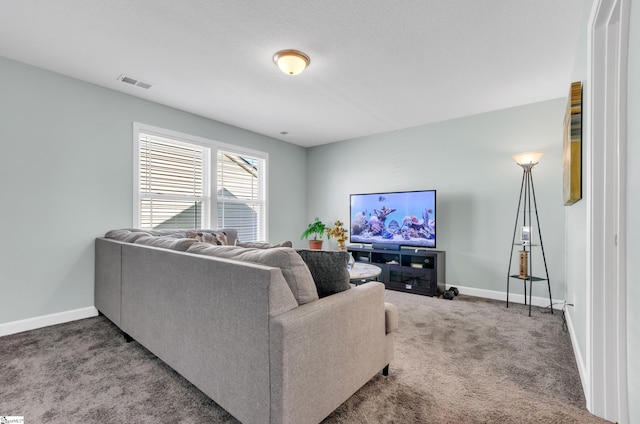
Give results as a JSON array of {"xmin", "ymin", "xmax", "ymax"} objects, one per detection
[
  {"xmin": 217, "ymin": 151, "xmax": 265, "ymax": 242},
  {"xmin": 133, "ymin": 123, "xmax": 267, "ymax": 242}
]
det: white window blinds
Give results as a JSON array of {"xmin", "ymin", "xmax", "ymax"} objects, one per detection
[
  {"xmin": 217, "ymin": 151, "xmax": 265, "ymax": 242},
  {"xmin": 138, "ymin": 133, "xmax": 210, "ymax": 230}
]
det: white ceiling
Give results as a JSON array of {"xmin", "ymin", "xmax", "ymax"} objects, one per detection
[{"xmin": 0, "ymin": 0, "xmax": 586, "ymax": 147}]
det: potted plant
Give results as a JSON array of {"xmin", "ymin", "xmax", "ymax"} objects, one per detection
[{"xmin": 301, "ymin": 217, "xmax": 328, "ymax": 249}]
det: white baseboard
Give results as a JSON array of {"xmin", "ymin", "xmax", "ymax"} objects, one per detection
[
  {"xmin": 446, "ymin": 284, "xmax": 565, "ymax": 311},
  {"xmin": 0, "ymin": 285, "xmax": 562, "ymax": 338},
  {"xmin": 0, "ymin": 306, "xmax": 99, "ymax": 337},
  {"xmin": 564, "ymin": 308, "xmax": 589, "ymax": 405}
]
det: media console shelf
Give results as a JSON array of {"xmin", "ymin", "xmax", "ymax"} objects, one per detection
[{"xmin": 347, "ymin": 246, "xmax": 446, "ymax": 296}]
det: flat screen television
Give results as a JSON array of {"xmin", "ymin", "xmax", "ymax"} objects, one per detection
[{"xmin": 350, "ymin": 190, "xmax": 436, "ymax": 249}]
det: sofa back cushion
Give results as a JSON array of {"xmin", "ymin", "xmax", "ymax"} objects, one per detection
[
  {"xmin": 186, "ymin": 244, "xmax": 318, "ymax": 305},
  {"xmin": 105, "ymin": 229, "xmax": 153, "ymax": 243},
  {"xmin": 236, "ymin": 241, "xmax": 293, "ymax": 249},
  {"xmin": 106, "ymin": 228, "xmax": 239, "ymax": 246},
  {"xmin": 133, "ymin": 236, "xmax": 200, "ymax": 252}
]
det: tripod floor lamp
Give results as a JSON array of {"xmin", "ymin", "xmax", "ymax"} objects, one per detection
[{"xmin": 507, "ymin": 151, "xmax": 553, "ymax": 317}]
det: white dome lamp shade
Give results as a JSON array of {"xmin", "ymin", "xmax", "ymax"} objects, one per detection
[
  {"xmin": 273, "ymin": 50, "xmax": 310, "ymax": 75},
  {"xmin": 512, "ymin": 151, "xmax": 544, "ymax": 171}
]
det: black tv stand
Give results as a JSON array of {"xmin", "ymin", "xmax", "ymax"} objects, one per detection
[{"xmin": 347, "ymin": 246, "xmax": 445, "ymax": 296}]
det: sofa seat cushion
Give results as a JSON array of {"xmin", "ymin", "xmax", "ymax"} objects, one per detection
[
  {"xmin": 296, "ymin": 250, "xmax": 351, "ymax": 298},
  {"xmin": 186, "ymin": 244, "xmax": 319, "ymax": 305}
]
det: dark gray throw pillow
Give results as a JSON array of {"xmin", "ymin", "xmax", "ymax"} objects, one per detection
[{"xmin": 296, "ymin": 249, "xmax": 351, "ymax": 298}]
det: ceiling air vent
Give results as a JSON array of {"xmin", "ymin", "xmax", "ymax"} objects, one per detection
[
  {"xmin": 117, "ymin": 74, "xmax": 153, "ymax": 89},
  {"xmin": 136, "ymin": 81, "xmax": 152, "ymax": 89}
]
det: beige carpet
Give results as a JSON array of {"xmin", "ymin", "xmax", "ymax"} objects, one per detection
[{"xmin": 0, "ymin": 290, "xmax": 610, "ymax": 423}]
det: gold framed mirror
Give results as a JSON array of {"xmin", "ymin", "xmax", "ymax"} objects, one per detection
[{"xmin": 563, "ymin": 81, "xmax": 582, "ymax": 205}]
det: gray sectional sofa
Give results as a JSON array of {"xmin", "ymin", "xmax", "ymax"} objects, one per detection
[{"xmin": 95, "ymin": 229, "xmax": 397, "ymax": 424}]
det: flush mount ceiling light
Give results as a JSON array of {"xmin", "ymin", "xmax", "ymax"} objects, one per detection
[{"xmin": 272, "ymin": 49, "xmax": 310, "ymax": 75}]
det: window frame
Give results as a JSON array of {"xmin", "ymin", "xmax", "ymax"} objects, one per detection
[{"xmin": 133, "ymin": 122, "xmax": 268, "ymax": 241}]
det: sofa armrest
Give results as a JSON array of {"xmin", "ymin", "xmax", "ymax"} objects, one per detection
[
  {"xmin": 269, "ymin": 282, "xmax": 388, "ymax": 424},
  {"xmin": 384, "ymin": 302, "xmax": 398, "ymax": 334},
  {"xmin": 95, "ymin": 237, "xmax": 124, "ymax": 326}
]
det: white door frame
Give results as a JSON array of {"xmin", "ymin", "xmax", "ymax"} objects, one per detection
[{"xmin": 586, "ymin": 0, "xmax": 629, "ymax": 422}]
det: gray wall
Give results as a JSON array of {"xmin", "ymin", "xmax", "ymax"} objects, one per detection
[
  {"xmin": 0, "ymin": 56, "xmax": 307, "ymax": 324},
  {"xmin": 564, "ymin": 0, "xmax": 593, "ymax": 387},
  {"xmin": 306, "ymin": 99, "xmax": 567, "ymax": 298},
  {"xmin": 626, "ymin": 1, "xmax": 639, "ymax": 421}
]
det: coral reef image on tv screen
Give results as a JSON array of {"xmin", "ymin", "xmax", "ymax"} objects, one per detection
[{"xmin": 350, "ymin": 190, "xmax": 436, "ymax": 248}]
